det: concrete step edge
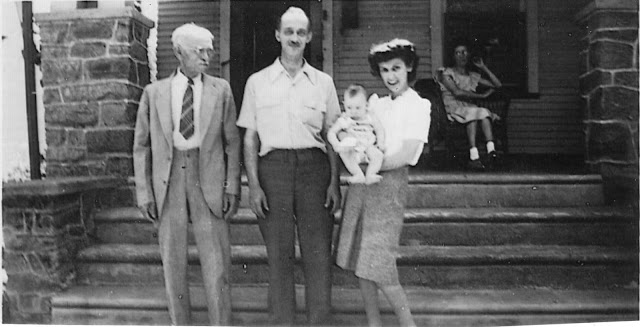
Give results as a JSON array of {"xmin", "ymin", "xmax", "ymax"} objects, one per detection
[
  {"xmin": 77, "ymin": 244, "xmax": 637, "ymax": 265},
  {"xmin": 120, "ymin": 173, "xmax": 604, "ymax": 187},
  {"xmin": 52, "ymin": 284, "xmax": 638, "ymax": 314},
  {"xmin": 404, "ymin": 173, "xmax": 603, "ymax": 185},
  {"xmin": 95, "ymin": 206, "xmax": 635, "ymax": 224}
]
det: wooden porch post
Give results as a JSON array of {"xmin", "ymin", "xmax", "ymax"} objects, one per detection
[
  {"xmin": 430, "ymin": 0, "xmax": 444, "ymax": 75},
  {"xmin": 220, "ymin": 0, "xmax": 230, "ymax": 81},
  {"xmin": 526, "ymin": 0, "xmax": 539, "ymax": 94},
  {"xmin": 322, "ymin": 0, "xmax": 333, "ymax": 76},
  {"xmin": 22, "ymin": 1, "xmax": 42, "ymax": 179}
]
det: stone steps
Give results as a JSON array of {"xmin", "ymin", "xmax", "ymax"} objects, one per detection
[
  {"xmin": 94, "ymin": 206, "xmax": 637, "ymax": 246},
  {"xmin": 238, "ymin": 173, "xmax": 606, "ymax": 208},
  {"xmin": 73, "ymin": 243, "xmax": 637, "ymax": 289},
  {"xmin": 51, "ymin": 284, "xmax": 638, "ymax": 326},
  {"xmin": 104, "ymin": 173, "xmax": 606, "ymax": 209},
  {"xmin": 55, "ymin": 172, "xmax": 639, "ymax": 325}
]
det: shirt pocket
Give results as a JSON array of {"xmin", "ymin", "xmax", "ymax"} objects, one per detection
[
  {"xmin": 255, "ymin": 96, "xmax": 285, "ymax": 136},
  {"xmin": 297, "ymin": 100, "xmax": 326, "ymax": 131}
]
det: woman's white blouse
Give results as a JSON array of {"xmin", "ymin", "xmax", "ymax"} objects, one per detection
[{"xmin": 369, "ymin": 88, "xmax": 431, "ymax": 166}]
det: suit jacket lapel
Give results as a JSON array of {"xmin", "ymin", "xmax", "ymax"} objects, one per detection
[
  {"xmin": 200, "ymin": 75, "xmax": 219, "ymax": 142},
  {"xmin": 156, "ymin": 78, "xmax": 173, "ymax": 146}
]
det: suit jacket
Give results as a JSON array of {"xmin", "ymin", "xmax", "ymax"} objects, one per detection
[{"xmin": 133, "ymin": 72, "xmax": 241, "ymax": 218}]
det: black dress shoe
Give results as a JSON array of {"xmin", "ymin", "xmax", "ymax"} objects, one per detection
[
  {"xmin": 467, "ymin": 158, "xmax": 485, "ymax": 171},
  {"xmin": 487, "ymin": 151, "xmax": 500, "ymax": 170}
]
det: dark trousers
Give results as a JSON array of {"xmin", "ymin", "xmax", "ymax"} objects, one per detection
[
  {"xmin": 258, "ymin": 148, "xmax": 334, "ymax": 325},
  {"xmin": 159, "ymin": 148, "xmax": 231, "ymax": 325}
]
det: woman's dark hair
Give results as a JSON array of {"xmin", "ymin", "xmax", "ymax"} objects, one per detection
[
  {"xmin": 368, "ymin": 44, "xmax": 419, "ymax": 82},
  {"xmin": 446, "ymin": 39, "xmax": 484, "ymax": 70}
]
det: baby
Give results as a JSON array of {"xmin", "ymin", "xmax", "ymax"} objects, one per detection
[{"xmin": 328, "ymin": 84, "xmax": 386, "ymax": 184}]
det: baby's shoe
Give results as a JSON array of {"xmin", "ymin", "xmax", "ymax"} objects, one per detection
[
  {"xmin": 365, "ymin": 174, "xmax": 382, "ymax": 185},
  {"xmin": 346, "ymin": 174, "xmax": 366, "ymax": 184}
]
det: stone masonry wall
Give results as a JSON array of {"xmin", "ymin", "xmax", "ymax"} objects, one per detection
[
  {"xmin": 576, "ymin": 0, "xmax": 639, "ymax": 206},
  {"xmin": 2, "ymin": 177, "xmax": 121, "ymax": 323},
  {"xmin": 35, "ymin": 8, "xmax": 154, "ymax": 177}
]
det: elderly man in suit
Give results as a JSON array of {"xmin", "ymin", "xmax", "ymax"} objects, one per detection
[{"xmin": 133, "ymin": 23, "xmax": 241, "ymax": 326}]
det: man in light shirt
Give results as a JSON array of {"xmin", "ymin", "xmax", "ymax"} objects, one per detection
[
  {"xmin": 237, "ymin": 6, "xmax": 342, "ymax": 326},
  {"xmin": 133, "ymin": 23, "xmax": 241, "ymax": 325}
]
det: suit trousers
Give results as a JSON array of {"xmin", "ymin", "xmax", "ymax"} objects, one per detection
[
  {"xmin": 258, "ymin": 148, "xmax": 334, "ymax": 325},
  {"xmin": 159, "ymin": 148, "xmax": 232, "ymax": 325}
]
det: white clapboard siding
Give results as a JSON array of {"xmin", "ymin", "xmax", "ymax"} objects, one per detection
[
  {"xmin": 333, "ymin": 0, "xmax": 431, "ymax": 99},
  {"xmin": 156, "ymin": 0, "xmax": 220, "ymax": 80},
  {"xmin": 508, "ymin": 0, "xmax": 587, "ymax": 154}
]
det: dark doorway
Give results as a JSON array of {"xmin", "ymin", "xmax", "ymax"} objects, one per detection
[
  {"xmin": 443, "ymin": 0, "xmax": 528, "ymax": 98},
  {"xmin": 230, "ymin": 0, "xmax": 322, "ymax": 110}
]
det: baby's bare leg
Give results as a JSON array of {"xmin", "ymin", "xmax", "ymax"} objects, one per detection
[
  {"xmin": 364, "ymin": 146, "xmax": 383, "ymax": 185},
  {"xmin": 340, "ymin": 151, "xmax": 366, "ymax": 184}
]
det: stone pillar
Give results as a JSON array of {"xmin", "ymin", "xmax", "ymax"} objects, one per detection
[
  {"xmin": 35, "ymin": 8, "xmax": 154, "ymax": 177},
  {"xmin": 576, "ymin": 0, "xmax": 639, "ymax": 206},
  {"xmin": 2, "ymin": 177, "xmax": 121, "ymax": 323}
]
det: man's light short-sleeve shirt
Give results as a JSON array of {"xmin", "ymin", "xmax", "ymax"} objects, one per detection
[{"xmin": 237, "ymin": 58, "xmax": 341, "ymax": 156}]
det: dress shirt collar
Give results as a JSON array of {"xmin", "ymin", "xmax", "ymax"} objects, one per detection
[
  {"xmin": 267, "ymin": 57, "xmax": 317, "ymax": 85},
  {"xmin": 174, "ymin": 69, "xmax": 203, "ymax": 85}
]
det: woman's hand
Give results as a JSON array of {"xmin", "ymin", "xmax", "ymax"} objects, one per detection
[
  {"xmin": 334, "ymin": 136, "xmax": 357, "ymax": 153},
  {"xmin": 472, "ymin": 57, "xmax": 487, "ymax": 70},
  {"xmin": 474, "ymin": 58, "xmax": 503, "ymax": 88},
  {"xmin": 482, "ymin": 88, "xmax": 495, "ymax": 98}
]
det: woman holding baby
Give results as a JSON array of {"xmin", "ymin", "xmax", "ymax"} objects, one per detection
[{"xmin": 335, "ymin": 39, "xmax": 431, "ymax": 327}]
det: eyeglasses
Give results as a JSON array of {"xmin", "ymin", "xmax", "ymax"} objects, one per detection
[{"xmin": 188, "ymin": 46, "xmax": 214, "ymax": 57}]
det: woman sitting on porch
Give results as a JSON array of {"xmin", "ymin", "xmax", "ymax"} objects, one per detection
[{"xmin": 437, "ymin": 42, "xmax": 503, "ymax": 170}]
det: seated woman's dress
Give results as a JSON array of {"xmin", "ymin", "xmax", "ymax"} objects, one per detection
[{"xmin": 437, "ymin": 67, "xmax": 492, "ymax": 123}]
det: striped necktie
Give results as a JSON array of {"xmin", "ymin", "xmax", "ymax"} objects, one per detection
[{"xmin": 179, "ymin": 77, "xmax": 195, "ymax": 139}]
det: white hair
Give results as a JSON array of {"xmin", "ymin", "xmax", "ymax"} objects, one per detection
[{"xmin": 171, "ymin": 23, "xmax": 214, "ymax": 48}]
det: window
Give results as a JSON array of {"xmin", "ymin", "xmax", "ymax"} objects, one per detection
[
  {"xmin": 76, "ymin": 1, "xmax": 98, "ymax": 9},
  {"xmin": 443, "ymin": 0, "xmax": 535, "ymax": 97}
]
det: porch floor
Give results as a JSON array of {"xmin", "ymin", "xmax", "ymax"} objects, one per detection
[{"xmin": 413, "ymin": 153, "xmax": 589, "ymax": 175}]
